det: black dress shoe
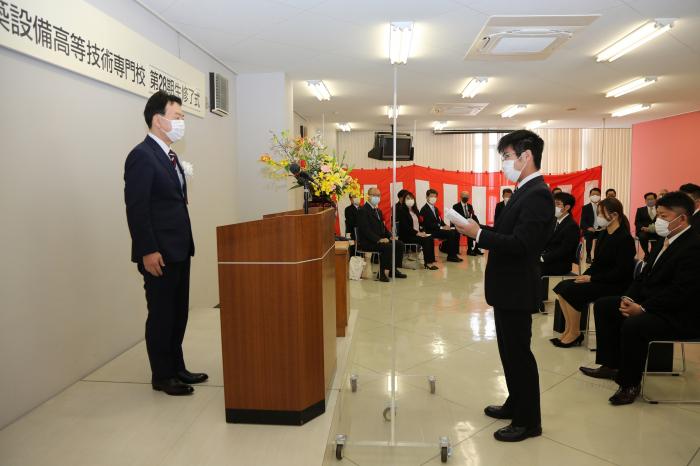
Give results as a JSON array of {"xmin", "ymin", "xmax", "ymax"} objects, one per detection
[
  {"xmin": 494, "ymin": 424, "xmax": 542, "ymax": 442},
  {"xmin": 467, "ymin": 251, "xmax": 478, "ymax": 256},
  {"xmin": 379, "ymin": 274, "xmax": 390, "ymax": 282},
  {"xmin": 609, "ymin": 385, "xmax": 640, "ymax": 405},
  {"xmin": 549, "ymin": 337, "xmax": 561, "ymax": 345},
  {"xmin": 484, "ymin": 405, "xmax": 512, "ymax": 420},
  {"xmin": 579, "ymin": 365, "xmax": 618, "ymax": 380},
  {"xmin": 446, "ymin": 256, "xmax": 462, "ymax": 262},
  {"xmin": 424, "ymin": 264, "xmax": 439, "ymax": 270},
  {"xmin": 390, "ymin": 270, "xmax": 407, "ymax": 279},
  {"xmin": 152, "ymin": 378, "xmax": 194, "ymax": 396},
  {"xmin": 177, "ymin": 370, "xmax": 209, "ymax": 384},
  {"xmin": 553, "ymin": 333, "xmax": 584, "ymax": 348},
  {"xmin": 475, "ymin": 249, "xmax": 484, "ymax": 256}
]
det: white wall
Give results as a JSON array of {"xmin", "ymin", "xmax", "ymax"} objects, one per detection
[
  {"xmin": 0, "ymin": 0, "xmax": 237, "ymax": 428},
  {"xmin": 235, "ymin": 72, "xmax": 300, "ymax": 221}
]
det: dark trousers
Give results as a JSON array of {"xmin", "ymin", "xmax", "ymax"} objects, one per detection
[
  {"xmin": 494, "ymin": 307, "xmax": 541, "ymax": 428},
  {"xmin": 363, "ymin": 240, "xmax": 404, "ymax": 272},
  {"xmin": 637, "ymin": 231, "xmax": 659, "ymax": 259},
  {"xmin": 138, "ymin": 258, "xmax": 191, "ymax": 381},
  {"xmin": 460, "ymin": 234, "xmax": 477, "ymax": 253},
  {"xmin": 583, "ymin": 230, "xmax": 598, "ymax": 258},
  {"xmin": 594, "ymin": 296, "xmax": 681, "ymax": 387},
  {"xmin": 431, "ymin": 229, "xmax": 460, "ymax": 256}
]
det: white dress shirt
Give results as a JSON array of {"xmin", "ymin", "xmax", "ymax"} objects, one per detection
[{"xmin": 410, "ymin": 211, "xmax": 420, "ymax": 232}]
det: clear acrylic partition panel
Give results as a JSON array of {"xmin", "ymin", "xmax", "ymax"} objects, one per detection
[{"xmin": 324, "ymin": 69, "xmax": 502, "ymax": 463}]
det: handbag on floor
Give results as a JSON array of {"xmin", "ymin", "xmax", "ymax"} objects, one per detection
[{"xmin": 348, "ymin": 256, "xmax": 365, "ymax": 281}]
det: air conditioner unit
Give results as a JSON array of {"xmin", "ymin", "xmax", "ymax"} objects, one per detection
[{"xmin": 209, "ymin": 72, "xmax": 229, "ymax": 116}]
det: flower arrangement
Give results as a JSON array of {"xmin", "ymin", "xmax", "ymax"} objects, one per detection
[
  {"xmin": 179, "ymin": 160, "xmax": 194, "ymax": 177},
  {"xmin": 259, "ymin": 131, "xmax": 360, "ymax": 203}
]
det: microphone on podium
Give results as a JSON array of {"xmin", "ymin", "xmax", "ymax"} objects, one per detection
[{"xmin": 289, "ymin": 162, "xmax": 315, "ymax": 184}]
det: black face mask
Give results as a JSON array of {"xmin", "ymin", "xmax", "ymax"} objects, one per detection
[{"xmin": 461, "ymin": 197, "xmax": 469, "ymax": 203}]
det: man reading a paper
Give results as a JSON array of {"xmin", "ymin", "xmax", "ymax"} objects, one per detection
[{"xmin": 455, "ymin": 130, "xmax": 554, "ymax": 442}]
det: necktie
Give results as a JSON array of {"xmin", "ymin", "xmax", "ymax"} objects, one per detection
[
  {"xmin": 652, "ymin": 238, "xmax": 671, "ymax": 269},
  {"xmin": 168, "ymin": 150, "xmax": 178, "ymax": 169}
]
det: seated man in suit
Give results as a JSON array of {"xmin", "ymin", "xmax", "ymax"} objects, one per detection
[
  {"xmin": 453, "ymin": 191, "xmax": 483, "ymax": 256},
  {"xmin": 344, "ymin": 193, "xmax": 361, "ymax": 256},
  {"xmin": 539, "ymin": 192, "xmax": 580, "ymax": 311},
  {"xmin": 580, "ymin": 191, "xmax": 700, "ymax": 405},
  {"xmin": 606, "ymin": 188, "xmax": 617, "ymax": 199},
  {"xmin": 680, "ymin": 183, "xmax": 700, "ymax": 231},
  {"xmin": 420, "ymin": 189, "xmax": 462, "ymax": 262},
  {"xmin": 494, "ymin": 188, "xmax": 513, "ymax": 224},
  {"xmin": 581, "ymin": 187, "xmax": 602, "ymax": 264},
  {"xmin": 356, "ymin": 187, "xmax": 407, "ymax": 282},
  {"xmin": 634, "ymin": 192, "xmax": 659, "ymax": 261}
]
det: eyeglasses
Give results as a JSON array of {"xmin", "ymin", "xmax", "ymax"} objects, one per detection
[{"xmin": 500, "ymin": 151, "xmax": 519, "ymax": 162}]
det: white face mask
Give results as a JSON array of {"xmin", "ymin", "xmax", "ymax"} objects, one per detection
[
  {"xmin": 555, "ymin": 206, "xmax": 563, "ymax": 218},
  {"xmin": 352, "ymin": 198, "xmax": 360, "ymax": 206},
  {"xmin": 405, "ymin": 198, "xmax": 415, "ymax": 208},
  {"xmin": 369, "ymin": 196, "xmax": 380, "ymax": 206},
  {"xmin": 595, "ymin": 215, "xmax": 610, "ymax": 229},
  {"xmin": 163, "ymin": 117, "xmax": 185, "ymax": 142},
  {"xmin": 590, "ymin": 195, "xmax": 601, "ymax": 203},
  {"xmin": 655, "ymin": 215, "xmax": 681, "ymax": 237},
  {"xmin": 502, "ymin": 159, "xmax": 523, "ymax": 183},
  {"xmin": 428, "ymin": 197, "xmax": 437, "ymax": 205}
]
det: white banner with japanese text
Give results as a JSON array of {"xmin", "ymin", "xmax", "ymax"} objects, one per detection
[{"xmin": 0, "ymin": 0, "xmax": 206, "ymax": 117}]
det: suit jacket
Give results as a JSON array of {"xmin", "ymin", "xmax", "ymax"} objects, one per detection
[
  {"xmin": 625, "ymin": 227, "xmax": 700, "ymax": 332},
  {"xmin": 580, "ymin": 202, "xmax": 596, "ymax": 233},
  {"xmin": 494, "ymin": 201, "xmax": 506, "ymax": 224},
  {"xmin": 345, "ymin": 204, "xmax": 360, "ymax": 237},
  {"xmin": 541, "ymin": 215, "xmax": 580, "ymax": 275},
  {"xmin": 584, "ymin": 227, "xmax": 636, "ymax": 285},
  {"xmin": 124, "ymin": 136, "xmax": 194, "ymax": 263},
  {"xmin": 634, "ymin": 206, "xmax": 656, "ymax": 235},
  {"xmin": 452, "ymin": 202, "xmax": 480, "ymax": 225},
  {"xmin": 395, "ymin": 202, "xmax": 420, "ymax": 242},
  {"xmin": 692, "ymin": 211, "xmax": 700, "ymax": 232},
  {"xmin": 419, "ymin": 203, "xmax": 445, "ymax": 234},
  {"xmin": 357, "ymin": 203, "xmax": 390, "ymax": 248},
  {"xmin": 477, "ymin": 176, "xmax": 555, "ymax": 310}
]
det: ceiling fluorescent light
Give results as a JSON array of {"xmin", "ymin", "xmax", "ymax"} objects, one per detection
[
  {"xmin": 501, "ymin": 104, "xmax": 527, "ymax": 118},
  {"xmin": 433, "ymin": 121, "xmax": 447, "ymax": 131},
  {"xmin": 611, "ymin": 103, "xmax": 651, "ymax": 117},
  {"xmin": 389, "ymin": 21, "xmax": 414, "ymax": 64},
  {"xmin": 337, "ymin": 123, "xmax": 351, "ymax": 132},
  {"xmin": 606, "ymin": 77, "xmax": 657, "ymax": 98},
  {"xmin": 596, "ymin": 18, "xmax": 675, "ymax": 62},
  {"xmin": 306, "ymin": 80, "xmax": 331, "ymax": 101},
  {"xmin": 525, "ymin": 120, "xmax": 547, "ymax": 130},
  {"xmin": 387, "ymin": 105, "xmax": 401, "ymax": 119},
  {"xmin": 461, "ymin": 77, "xmax": 489, "ymax": 98}
]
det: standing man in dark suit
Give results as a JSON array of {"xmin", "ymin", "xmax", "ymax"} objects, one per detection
[
  {"xmin": 457, "ymin": 130, "xmax": 554, "ymax": 442},
  {"xmin": 634, "ymin": 192, "xmax": 659, "ymax": 261},
  {"xmin": 494, "ymin": 188, "xmax": 513, "ymax": 224},
  {"xmin": 580, "ymin": 192, "xmax": 700, "ymax": 405},
  {"xmin": 420, "ymin": 189, "xmax": 462, "ymax": 262},
  {"xmin": 581, "ymin": 187, "xmax": 602, "ymax": 264},
  {"xmin": 124, "ymin": 91, "xmax": 207, "ymax": 396},
  {"xmin": 539, "ymin": 192, "xmax": 580, "ymax": 311},
  {"xmin": 344, "ymin": 193, "xmax": 361, "ymax": 256},
  {"xmin": 356, "ymin": 187, "xmax": 407, "ymax": 282},
  {"xmin": 679, "ymin": 183, "xmax": 700, "ymax": 231},
  {"xmin": 453, "ymin": 191, "xmax": 483, "ymax": 256}
]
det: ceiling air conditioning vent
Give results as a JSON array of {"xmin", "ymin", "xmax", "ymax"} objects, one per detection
[
  {"xmin": 466, "ymin": 15, "xmax": 599, "ymax": 61},
  {"xmin": 209, "ymin": 72, "xmax": 229, "ymax": 116},
  {"xmin": 431, "ymin": 102, "xmax": 489, "ymax": 117}
]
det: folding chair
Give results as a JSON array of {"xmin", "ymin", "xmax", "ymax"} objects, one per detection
[
  {"xmin": 541, "ymin": 242, "xmax": 584, "ymax": 314},
  {"xmin": 354, "ymin": 227, "xmax": 380, "ymax": 280},
  {"xmin": 641, "ymin": 338, "xmax": 700, "ymax": 404}
]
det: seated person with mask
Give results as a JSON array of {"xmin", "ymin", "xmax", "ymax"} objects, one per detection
[
  {"xmin": 539, "ymin": 192, "xmax": 580, "ymax": 311},
  {"xmin": 356, "ymin": 187, "xmax": 407, "ymax": 282},
  {"xmin": 420, "ymin": 189, "xmax": 462, "ymax": 262},
  {"xmin": 679, "ymin": 183, "xmax": 700, "ymax": 231},
  {"xmin": 635, "ymin": 192, "xmax": 660, "ymax": 261},
  {"xmin": 552, "ymin": 197, "xmax": 636, "ymax": 348},
  {"xmin": 453, "ymin": 191, "xmax": 483, "ymax": 256},
  {"xmin": 494, "ymin": 188, "xmax": 513, "ymax": 224},
  {"xmin": 580, "ymin": 191, "xmax": 700, "ymax": 405},
  {"xmin": 396, "ymin": 190, "xmax": 438, "ymax": 270}
]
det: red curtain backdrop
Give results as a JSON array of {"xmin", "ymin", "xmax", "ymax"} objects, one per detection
[{"xmin": 350, "ymin": 165, "xmax": 602, "ymax": 227}]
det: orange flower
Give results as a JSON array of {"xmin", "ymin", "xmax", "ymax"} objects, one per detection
[{"xmin": 260, "ymin": 154, "xmax": 271, "ymax": 162}]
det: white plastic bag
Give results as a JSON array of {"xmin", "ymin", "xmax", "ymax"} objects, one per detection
[{"xmin": 349, "ymin": 256, "xmax": 365, "ymax": 281}]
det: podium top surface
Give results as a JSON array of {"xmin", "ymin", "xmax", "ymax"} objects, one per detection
[{"xmin": 217, "ymin": 208, "xmax": 336, "ymax": 263}]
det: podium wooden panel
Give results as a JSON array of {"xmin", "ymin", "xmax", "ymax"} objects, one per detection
[
  {"xmin": 334, "ymin": 241, "xmax": 349, "ymax": 337},
  {"xmin": 216, "ymin": 207, "xmax": 336, "ymax": 425}
]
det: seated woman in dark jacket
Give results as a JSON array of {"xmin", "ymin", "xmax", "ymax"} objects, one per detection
[
  {"xmin": 552, "ymin": 197, "xmax": 636, "ymax": 347},
  {"xmin": 395, "ymin": 191, "xmax": 438, "ymax": 270}
]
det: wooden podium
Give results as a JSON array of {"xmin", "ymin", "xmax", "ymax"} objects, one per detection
[{"xmin": 216, "ymin": 207, "xmax": 337, "ymax": 425}]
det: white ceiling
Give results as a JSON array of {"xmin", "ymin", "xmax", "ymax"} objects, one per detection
[{"xmin": 142, "ymin": 0, "xmax": 700, "ymax": 130}]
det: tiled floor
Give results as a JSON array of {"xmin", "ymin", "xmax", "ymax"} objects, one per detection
[
  {"xmin": 322, "ymin": 252, "xmax": 700, "ymax": 466},
  {"xmin": 1, "ymin": 252, "xmax": 699, "ymax": 466}
]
